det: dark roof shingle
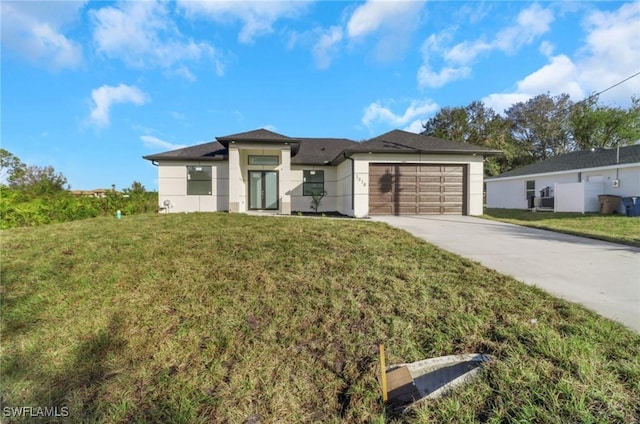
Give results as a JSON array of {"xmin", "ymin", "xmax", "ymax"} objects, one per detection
[
  {"xmin": 142, "ymin": 141, "xmax": 227, "ymax": 161},
  {"xmin": 216, "ymin": 128, "xmax": 296, "ymax": 143},
  {"xmin": 292, "ymin": 138, "xmax": 357, "ymax": 165},
  {"xmin": 346, "ymin": 129, "xmax": 501, "ymax": 155},
  {"xmin": 489, "ymin": 144, "xmax": 640, "ymax": 179},
  {"xmin": 143, "ymin": 128, "xmax": 502, "ymax": 165}
]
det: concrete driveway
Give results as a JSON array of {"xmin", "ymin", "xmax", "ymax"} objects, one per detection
[{"xmin": 371, "ymin": 215, "xmax": 640, "ymax": 333}]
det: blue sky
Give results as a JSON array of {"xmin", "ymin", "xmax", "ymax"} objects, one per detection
[{"xmin": 2, "ymin": 1, "xmax": 639, "ymax": 191}]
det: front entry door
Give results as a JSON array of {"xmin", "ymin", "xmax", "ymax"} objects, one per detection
[{"xmin": 249, "ymin": 171, "xmax": 278, "ymax": 210}]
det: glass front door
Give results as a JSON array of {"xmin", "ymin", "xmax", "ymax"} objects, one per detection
[{"xmin": 249, "ymin": 171, "xmax": 278, "ymax": 210}]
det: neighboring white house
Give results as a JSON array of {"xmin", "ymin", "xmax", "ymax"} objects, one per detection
[
  {"xmin": 143, "ymin": 128, "xmax": 499, "ymax": 218},
  {"xmin": 486, "ymin": 145, "xmax": 640, "ymax": 214}
]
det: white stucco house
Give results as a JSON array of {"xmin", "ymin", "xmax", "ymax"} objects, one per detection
[
  {"xmin": 486, "ymin": 144, "xmax": 640, "ymax": 214},
  {"xmin": 143, "ymin": 128, "xmax": 499, "ymax": 218}
]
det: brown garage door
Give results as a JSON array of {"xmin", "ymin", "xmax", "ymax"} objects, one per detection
[{"xmin": 369, "ymin": 164, "xmax": 466, "ymax": 215}]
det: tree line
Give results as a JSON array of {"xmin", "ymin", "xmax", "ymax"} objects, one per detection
[
  {"xmin": 0, "ymin": 150, "xmax": 157, "ymax": 229},
  {"xmin": 421, "ymin": 93, "xmax": 640, "ymax": 176}
]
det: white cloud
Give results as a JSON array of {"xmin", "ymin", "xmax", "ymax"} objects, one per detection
[
  {"xmin": 482, "ymin": 55, "xmax": 582, "ymax": 113},
  {"xmin": 346, "ymin": 0, "xmax": 426, "ymax": 62},
  {"xmin": 578, "ymin": 2, "xmax": 640, "ymax": 101},
  {"xmin": 362, "ymin": 99, "xmax": 439, "ymax": 128},
  {"xmin": 482, "ymin": 93, "xmax": 536, "ymax": 115},
  {"xmin": 483, "ymin": 2, "xmax": 640, "ymax": 113},
  {"xmin": 518, "ymin": 55, "xmax": 583, "ymax": 98},
  {"xmin": 493, "ymin": 3, "xmax": 554, "ymax": 54},
  {"xmin": 90, "ymin": 1, "xmax": 218, "ymax": 76},
  {"xmin": 171, "ymin": 66, "xmax": 197, "ymax": 82},
  {"xmin": 290, "ymin": 0, "xmax": 425, "ymax": 68},
  {"xmin": 140, "ymin": 135, "xmax": 186, "ymax": 151},
  {"xmin": 539, "ymin": 41, "xmax": 555, "ymax": 57},
  {"xmin": 419, "ymin": 3, "xmax": 554, "ymax": 88},
  {"xmin": 418, "ymin": 64, "xmax": 471, "ymax": 89},
  {"xmin": 1, "ymin": 1, "xmax": 85, "ymax": 70},
  {"xmin": 444, "ymin": 40, "xmax": 492, "ymax": 65},
  {"xmin": 404, "ymin": 120, "xmax": 426, "ymax": 134},
  {"xmin": 347, "ymin": 0, "xmax": 425, "ymax": 38},
  {"xmin": 88, "ymin": 84, "xmax": 149, "ymax": 127},
  {"xmin": 177, "ymin": 1, "xmax": 309, "ymax": 44},
  {"xmin": 312, "ymin": 26, "xmax": 343, "ymax": 69}
]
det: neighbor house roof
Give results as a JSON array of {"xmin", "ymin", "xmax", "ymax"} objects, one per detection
[
  {"xmin": 343, "ymin": 129, "xmax": 501, "ymax": 156},
  {"xmin": 488, "ymin": 144, "xmax": 640, "ymax": 180}
]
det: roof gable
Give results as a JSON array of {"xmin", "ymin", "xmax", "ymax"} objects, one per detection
[
  {"xmin": 216, "ymin": 128, "xmax": 296, "ymax": 144},
  {"xmin": 490, "ymin": 144, "xmax": 640, "ymax": 179}
]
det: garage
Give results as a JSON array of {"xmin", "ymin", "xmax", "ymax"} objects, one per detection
[{"xmin": 369, "ymin": 164, "xmax": 466, "ymax": 215}]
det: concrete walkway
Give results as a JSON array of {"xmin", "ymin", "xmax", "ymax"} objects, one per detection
[{"xmin": 372, "ymin": 215, "xmax": 640, "ymax": 333}]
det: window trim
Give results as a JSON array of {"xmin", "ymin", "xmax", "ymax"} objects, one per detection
[
  {"xmin": 187, "ymin": 165, "xmax": 212, "ymax": 195},
  {"xmin": 525, "ymin": 180, "xmax": 535, "ymax": 199},
  {"xmin": 303, "ymin": 170, "xmax": 325, "ymax": 196},
  {"xmin": 248, "ymin": 155, "xmax": 279, "ymax": 166},
  {"xmin": 248, "ymin": 170, "xmax": 279, "ymax": 210}
]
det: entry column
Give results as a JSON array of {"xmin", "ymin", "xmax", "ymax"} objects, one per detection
[{"xmin": 228, "ymin": 146, "xmax": 241, "ymax": 212}]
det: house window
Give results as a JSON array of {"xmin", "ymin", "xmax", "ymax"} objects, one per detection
[
  {"xmin": 248, "ymin": 155, "xmax": 279, "ymax": 165},
  {"xmin": 525, "ymin": 180, "xmax": 535, "ymax": 199},
  {"xmin": 303, "ymin": 170, "xmax": 325, "ymax": 196},
  {"xmin": 187, "ymin": 166, "xmax": 212, "ymax": 195}
]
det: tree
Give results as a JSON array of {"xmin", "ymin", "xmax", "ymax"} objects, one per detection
[
  {"xmin": 0, "ymin": 149, "xmax": 26, "ymax": 185},
  {"xmin": 505, "ymin": 93, "xmax": 574, "ymax": 162},
  {"xmin": 124, "ymin": 180, "xmax": 146, "ymax": 195},
  {"xmin": 9, "ymin": 165, "xmax": 68, "ymax": 196},
  {"xmin": 570, "ymin": 95, "xmax": 640, "ymax": 150},
  {"xmin": 422, "ymin": 101, "xmax": 525, "ymax": 175}
]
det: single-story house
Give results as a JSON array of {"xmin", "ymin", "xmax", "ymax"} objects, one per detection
[
  {"xmin": 143, "ymin": 128, "xmax": 500, "ymax": 218},
  {"xmin": 486, "ymin": 144, "xmax": 640, "ymax": 213}
]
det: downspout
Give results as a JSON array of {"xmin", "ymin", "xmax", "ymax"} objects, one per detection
[
  {"xmin": 616, "ymin": 143, "xmax": 620, "ymax": 180},
  {"xmin": 344, "ymin": 152, "xmax": 355, "ymax": 215}
]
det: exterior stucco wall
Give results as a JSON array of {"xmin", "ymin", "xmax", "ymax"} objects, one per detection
[
  {"xmin": 335, "ymin": 160, "xmax": 353, "ymax": 216},
  {"xmin": 230, "ymin": 144, "xmax": 291, "ymax": 214},
  {"xmin": 290, "ymin": 165, "xmax": 338, "ymax": 212},
  {"xmin": 153, "ymin": 151, "xmax": 491, "ymax": 217},
  {"xmin": 157, "ymin": 160, "xmax": 228, "ymax": 213},
  {"xmin": 349, "ymin": 153, "xmax": 485, "ymax": 218},
  {"xmin": 486, "ymin": 164, "xmax": 640, "ymax": 212}
]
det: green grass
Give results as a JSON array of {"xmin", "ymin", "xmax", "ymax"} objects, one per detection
[
  {"xmin": 2, "ymin": 213, "xmax": 639, "ymax": 423},
  {"xmin": 483, "ymin": 208, "xmax": 640, "ymax": 247}
]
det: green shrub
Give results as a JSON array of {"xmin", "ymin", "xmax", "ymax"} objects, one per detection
[{"xmin": 0, "ymin": 188, "xmax": 158, "ymax": 229}]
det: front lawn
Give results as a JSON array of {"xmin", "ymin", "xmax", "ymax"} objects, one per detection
[
  {"xmin": 1, "ymin": 213, "xmax": 639, "ymax": 423},
  {"xmin": 483, "ymin": 208, "xmax": 640, "ymax": 247}
]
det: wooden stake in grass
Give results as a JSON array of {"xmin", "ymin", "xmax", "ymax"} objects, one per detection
[{"xmin": 379, "ymin": 344, "xmax": 388, "ymax": 403}]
